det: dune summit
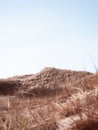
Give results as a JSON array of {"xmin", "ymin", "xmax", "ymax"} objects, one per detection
[
  {"xmin": 0, "ymin": 67, "xmax": 98, "ymax": 130},
  {"xmin": 0, "ymin": 67, "xmax": 92, "ymax": 96}
]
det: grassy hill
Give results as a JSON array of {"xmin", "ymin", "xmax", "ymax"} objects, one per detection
[{"xmin": 0, "ymin": 67, "xmax": 98, "ymax": 130}]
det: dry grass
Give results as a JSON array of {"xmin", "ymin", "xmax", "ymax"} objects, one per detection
[{"xmin": 0, "ymin": 68, "xmax": 98, "ymax": 130}]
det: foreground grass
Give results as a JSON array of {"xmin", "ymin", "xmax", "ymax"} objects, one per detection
[{"xmin": 0, "ymin": 72, "xmax": 98, "ymax": 130}]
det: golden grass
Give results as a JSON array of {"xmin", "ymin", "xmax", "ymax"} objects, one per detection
[{"xmin": 0, "ymin": 72, "xmax": 98, "ymax": 129}]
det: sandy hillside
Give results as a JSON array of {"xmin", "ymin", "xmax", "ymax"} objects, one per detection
[
  {"xmin": 0, "ymin": 67, "xmax": 98, "ymax": 130},
  {"xmin": 0, "ymin": 67, "xmax": 92, "ymax": 96}
]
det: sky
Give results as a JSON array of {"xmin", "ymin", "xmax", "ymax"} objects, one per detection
[{"xmin": 0, "ymin": 0, "xmax": 98, "ymax": 78}]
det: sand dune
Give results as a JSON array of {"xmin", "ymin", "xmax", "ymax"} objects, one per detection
[
  {"xmin": 0, "ymin": 67, "xmax": 98, "ymax": 130},
  {"xmin": 0, "ymin": 67, "xmax": 92, "ymax": 96}
]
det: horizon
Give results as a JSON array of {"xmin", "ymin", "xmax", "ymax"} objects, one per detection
[
  {"xmin": 0, "ymin": 66, "xmax": 95, "ymax": 79},
  {"xmin": 0, "ymin": 66, "xmax": 96, "ymax": 79},
  {"xmin": 0, "ymin": 0, "xmax": 98, "ymax": 78}
]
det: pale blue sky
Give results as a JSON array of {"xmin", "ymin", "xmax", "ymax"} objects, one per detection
[{"xmin": 0, "ymin": 0, "xmax": 98, "ymax": 78}]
